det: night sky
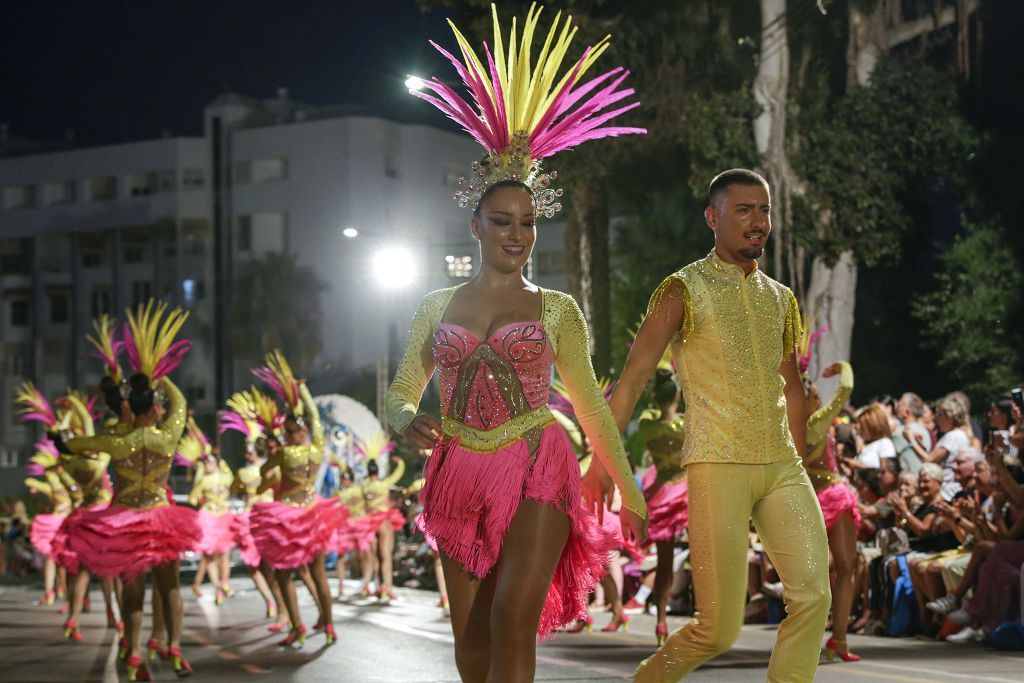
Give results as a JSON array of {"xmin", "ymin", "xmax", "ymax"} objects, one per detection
[{"xmin": 0, "ymin": 1, "xmax": 455, "ymax": 146}]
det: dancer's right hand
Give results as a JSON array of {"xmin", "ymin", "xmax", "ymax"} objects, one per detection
[
  {"xmin": 406, "ymin": 414, "xmax": 442, "ymax": 451},
  {"xmin": 620, "ymin": 507, "xmax": 647, "ymax": 545}
]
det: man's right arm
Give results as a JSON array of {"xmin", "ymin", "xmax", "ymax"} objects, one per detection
[{"xmin": 609, "ymin": 278, "xmax": 686, "ymax": 432}]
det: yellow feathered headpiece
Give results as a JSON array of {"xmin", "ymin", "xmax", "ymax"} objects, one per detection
[
  {"xmin": 86, "ymin": 314, "xmax": 124, "ymax": 382},
  {"xmin": 251, "ymin": 350, "xmax": 302, "ymax": 417},
  {"xmin": 412, "ymin": 2, "xmax": 645, "ymax": 216},
  {"xmin": 174, "ymin": 416, "xmax": 212, "ymax": 466},
  {"xmin": 123, "ymin": 300, "xmax": 191, "ymax": 380},
  {"xmin": 14, "ymin": 381, "xmax": 59, "ymax": 430}
]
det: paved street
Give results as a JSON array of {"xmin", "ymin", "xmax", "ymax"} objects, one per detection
[{"xmin": 0, "ymin": 578, "xmax": 1020, "ymax": 682}]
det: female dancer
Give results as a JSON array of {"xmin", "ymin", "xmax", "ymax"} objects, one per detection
[
  {"xmin": 637, "ymin": 369, "xmax": 688, "ymax": 646},
  {"xmin": 221, "ymin": 389, "xmax": 285, "ymax": 626},
  {"xmin": 22, "ymin": 439, "xmax": 73, "ymax": 611},
  {"xmin": 389, "ymin": 7, "xmax": 646, "ymax": 679},
  {"xmin": 188, "ymin": 446, "xmax": 236, "ymax": 604},
  {"xmin": 250, "ymin": 350, "xmax": 347, "ymax": 647},
  {"xmin": 802, "ymin": 358, "xmax": 860, "ymax": 662},
  {"xmin": 62, "ymin": 300, "xmax": 198, "ymax": 681},
  {"xmin": 55, "ymin": 392, "xmax": 121, "ymax": 640},
  {"xmin": 334, "ymin": 464, "xmax": 376, "ymax": 600},
  {"xmin": 360, "ymin": 449, "xmax": 405, "ymax": 603},
  {"xmin": 407, "ymin": 478, "xmax": 450, "ymax": 614}
]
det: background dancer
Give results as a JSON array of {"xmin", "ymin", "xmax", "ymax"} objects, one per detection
[
  {"xmin": 360, "ymin": 450, "xmax": 405, "ymax": 603},
  {"xmin": 388, "ymin": 7, "xmax": 647, "ymax": 680},
  {"xmin": 609, "ymin": 169, "xmax": 831, "ymax": 682},
  {"xmin": 62, "ymin": 300, "xmax": 199, "ymax": 681}
]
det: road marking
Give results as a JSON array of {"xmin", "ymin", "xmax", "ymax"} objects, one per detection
[{"xmin": 856, "ymin": 661, "xmax": 1024, "ymax": 683}]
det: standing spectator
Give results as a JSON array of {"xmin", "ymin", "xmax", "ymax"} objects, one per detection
[
  {"xmin": 852, "ymin": 405, "xmax": 896, "ymax": 469},
  {"xmin": 894, "ymin": 393, "xmax": 933, "ymax": 475},
  {"xmin": 905, "ymin": 396, "xmax": 970, "ymax": 500}
]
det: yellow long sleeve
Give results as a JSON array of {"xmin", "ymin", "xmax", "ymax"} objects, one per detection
[
  {"xmin": 549, "ymin": 292, "xmax": 646, "ymax": 518},
  {"xmin": 299, "ymin": 383, "xmax": 323, "ymax": 450},
  {"xmin": 806, "ymin": 362, "xmax": 854, "ymax": 449},
  {"xmin": 385, "ymin": 288, "xmax": 454, "ymax": 433}
]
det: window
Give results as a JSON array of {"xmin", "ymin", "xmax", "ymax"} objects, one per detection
[
  {"xmin": 185, "ymin": 386, "xmax": 207, "ymax": 403},
  {"xmin": 158, "ymin": 170, "xmax": 176, "ymax": 193},
  {"xmin": 50, "ymin": 294, "xmax": 69, "ymax": 323},
  {"xmin": 3, "ymin": 185, "xmax": 36, "ymax": 209},
  {"xmin": 10, "ymin": 300, "xmax": 30, "ymax": 326},
  {"xmin": 87, "ymin": 176, "xmax": 117, "ymax": 201},
  {"xmin": 535, "ymin": 251, "xmax": 566, "ymax": 276},
  {"xmin": 181, "ymin": 169, "xmax": 205, "ymax": 190},
  {"xmin": 82, "ymin": 250, "xmax": 104, "ymax": 268},
  {"xmin": 42, "ymin": 340, "xmax": 64, "ymax": 374},
  {"xmin": 41, "ymin": 181, "xmax": 76, "ymax": 206},
  {"xmin": 128, "ymin": 172, "xmax": 158, "ymax": 197},
  {"xmin": 237, "ymin": 216, "xmax": 252, "ymax": 252},
  {"xmin": 132, "ymin": 281, "xmax": 152, "ymax": 306},
  {"xmin": 236, "ymin": 158, "xmax": 287, "ymax": 184},
  {"xmin": 182, "ymin": 279, "xmax": 196, "ymax": 307},
  {"xmin": 90, "ymin": 287, "xmax": 111, "ymax": 317},
  {"xmin": 124, "ymin": 245, "xmax": 144, "ymax": 263},
  {"xmin": 0, "ymin": 447, "xmax": 19, "ymax": 468},
  {"xmin": 4, "ymin": 343, "xmax": 27, "ymax": 376},
  {"xmin": 445, "ymin": 254, "xmax": 473, "ymax": 279}
]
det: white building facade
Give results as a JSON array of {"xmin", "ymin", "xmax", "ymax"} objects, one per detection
[{"xmin": 0, "ymin": 92, "xmax": 569, "ymax": 488}]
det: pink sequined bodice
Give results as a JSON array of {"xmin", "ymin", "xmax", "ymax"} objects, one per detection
[{"xmin": 434, "ymin": 322, "xmax": 553, "ymax": 430}]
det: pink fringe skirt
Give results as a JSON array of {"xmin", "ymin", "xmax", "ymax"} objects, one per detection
[
  {"xmin": 53, "ymin": 503, "xmax": 111, "ymax": 574},
  {"xmin": 196, "ymin": 510, "xmax": 235, "ymax": 555},
  {"xmin": 65, "ymin": 504, "xmax": 200, "ymax": 580},
  {"xmin": 816, "ymin": 482, "xmax": 862, "ymax": 531},
  {"xmin": 641, "ymin": 468, "xmax": 689, "ymax": 543},
  {"xmin": 250, "ymin": 497, "xmax": 348, "ymax": 570},
  {"xmin": 29, "ymin": 513, "xmax": 66, "ymax": 559},
  {"xmin": 232, "ymin": 512, "xmax": 261, "ymax": 567},
  {"xmin": 420, "ymin": 422, "xmax": 617, "ymax": 638},
  {"xmin": 597, "ymin": 508, "xmax": 645, "ymax": 562}
]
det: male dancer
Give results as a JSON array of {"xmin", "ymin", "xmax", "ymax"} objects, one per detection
[{"xmin": 608, "ymin": 169, "xmax": 830, "ymax": 681}]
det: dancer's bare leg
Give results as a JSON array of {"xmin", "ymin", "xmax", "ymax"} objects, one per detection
[
  {"xmin": 378, "ymin": 525, "xmax": 396, "ymax": 594},
  {"xmin": 309, "ymin": 554, "xmax": 333, "ymax": 628},
  {"xmin": 487, "ymin": 500, "xmax": 570, "ymax": 683},
  {"xmin": 192, "ymin": 556, "xmax": 207, "ymax": 596},
  {"xmin": 68, "ymin": 569, "xmax": 91, "ymax": 625},
  {"xmin": 827, "ymin": 513, "xmax": 857, "ymax": 651},
  {"xmin": 335, "ymin": 554, "xmax": 348, "ymax": 599},
  {"xmin": 150, "ymin": 583, "xmax": 166, "ymax": 644},
  {"xmin": 274, "ymin": 569, "xmax": 303, "ymax": 630},
  {"xmin": 655, "ymin": 541, "xmax": 674, "ymax": 627},
  {"xmin": 249, "ymin": 565, "xmax": 275, "ymax": 612},
  {"xmin": 441, "ymin": 552, "xmax": 496, "ymax": 683},
  {"xmin": 151, "ymin": 562, "xmax": 184, "ymax": 651},
  {"xmin": 297, "ymin": 564, "xmax": 321, "ymax": 613},
  {"xmin": 122, "ymin": 573, "xmax": 147, "ymax": 661}
]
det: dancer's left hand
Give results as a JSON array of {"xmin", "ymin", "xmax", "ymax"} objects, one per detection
[
  {"xmin": 581, "ymin": 462, "xmax": 614, "ymax": 524},
  {"xmin": 620, "ymin": 507, "xmax": 647, "ymax": 545}
]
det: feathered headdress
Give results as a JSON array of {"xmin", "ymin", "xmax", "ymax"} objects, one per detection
[
  {"xmin": 123, "ymin": 300, "xmax": 191, "ymax": 380},
  {"xmin": 797, "ymin": 318, "xmax": 831, "ymax": 378},
  {"xmin": 62, "ymin": 391, "xmax": 102, "ymax": 437},
  {"xmin": 218, "ymin": 389, "xmax": 266, "ymax": 445},
  {"xmin": 86, "ymin": 314, "xmax": 124, "ymax": 382},
  {"xmin": 547, "ymin": 375, "xmax": 612, "ymax": 422},
  {"xmin": 174, "ymin": 416, "xmax": 213, "ymax": 467},
  {"xmin": 412, "ymin": 2, "xmax": 645, "ymax": 216},
  {"xmin": 251, "ymin": 350, "xmax": 302, "ymax": 417},
  {"xmin": 14, "ymin": 382, "xmax": 59, "ymax": 430},
  {"xmin": 353, "ymin": 431, "xmax": 396, "ymax": 464},
  {"xmin": 26, "ymin": 437, "xmax": 59, "ymax": 477}
]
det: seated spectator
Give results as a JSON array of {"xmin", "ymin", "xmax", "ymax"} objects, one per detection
[
  {"xmin": 850, "ymin": 405, "xmax": 896, "ymax": 469},
  {"xmin": 905, "ymin": 396, "xmax": 971, "ymax": 500},
  {"xmin": 894, "ymin": 393, "xmax": 932, "ymax": 475}
]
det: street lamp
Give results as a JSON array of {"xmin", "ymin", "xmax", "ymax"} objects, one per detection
[
  {"xmin": 371, "ymin": 246, "xmax": 418, "ymax": 290},
  {"xmin": 342, "ymin": 226, "xmax": 359, "ymax": 238},
  {"xmin": 405, "ymin": 76, "xmax": 427, "ymax": 91}
]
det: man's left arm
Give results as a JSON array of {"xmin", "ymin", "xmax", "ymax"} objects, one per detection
[{"xmin": 780, "ymin": 355, "xmax": 807, "ymax": 457}]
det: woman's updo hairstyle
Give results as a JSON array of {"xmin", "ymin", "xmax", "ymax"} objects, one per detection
[
  {"xmin": 128, "ymin": 373, "xmax": 156, "ymax": 416},
  {"xmin": 367, "ymin": 459, "xmax": 380, "ymax": 477},
  {"xmin": 473, "ymin": 179, "xmax": 535, "ymax": 216},
  {"xmin": 99, "ymin": 376, "xmax": 123, "ymax": 415},
  {"xmin": 652, "ymin": 368, "xmax": 679, "ymax": 406}
]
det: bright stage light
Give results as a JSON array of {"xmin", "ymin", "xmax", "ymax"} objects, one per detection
[
  {"xmin": 342, "ymin": 227, "xmax": 359, "ymax": 238},
  {"xmin": 372, "ymin": 246, "xmax": 418, "ymax": 290},
  {"xmin": 405, "ymin": 76, "xmax": 427, "ymax": 91}
]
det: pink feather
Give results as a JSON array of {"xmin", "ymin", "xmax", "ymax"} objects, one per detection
[
  {"xmin": 26, "ymin": 463, "xmax": 45, "ymax": 478},
  {"xmin": 152, "ymin": 340, "xmax": 192, "ymax": 380}
]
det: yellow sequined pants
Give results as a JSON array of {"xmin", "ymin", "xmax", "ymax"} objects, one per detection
[{"xmin": 634, "ymin": 458, "xmax": 830, "ymax": 683}]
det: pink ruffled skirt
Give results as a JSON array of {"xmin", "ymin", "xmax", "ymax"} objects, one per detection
[
  {"xmin": 65, "ymin": 504, "xmax": 200, "ymax": 580},
  {"xmin": 53, "ymin": 503, "xmax": 111, "ymax": 574},
  {"xmin": 196, "ymin": 510, "xmax": 235, "ymax": 555},
  {"xmin": 597, "ymin": 507, "xmax": 645, "ymax": 562},
  {"xmin": 364, "ymin": 508, "xmax": 406, "ymax": 535},
  {"xmin": 816, "ymin": 482, "xmax": 862, "ymax": 531},
  {"xmin": 250, "ymin": 497, "xmax": 348, "ymax": 570},
  {"xmin": 29, "ymin": 513, "xmax": 66, "ymax": 559},
  {"xmin": 420, "ymin": 422, "xmax": 617, "ymax": 638},
  {"xmin": 641, "ymin": 468, "xmax": 689, "ymax": 543},
  {"xmin": 232, "ymin": 512, "xmax": 261, "ymax": 567},
  {"xmin": 330, "ymin": 512, "xmax": 377, "ymax": 555}
]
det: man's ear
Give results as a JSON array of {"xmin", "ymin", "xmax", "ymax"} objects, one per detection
[{"xmin": 704, "ymin": 205, "xmax": 718, "ymax": 230}]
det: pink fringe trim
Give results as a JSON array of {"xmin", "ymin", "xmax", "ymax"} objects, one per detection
[
  {"xmin": 195, "ymin": 510, "xmax": 235, "ymax": 555},
  {"xmin": 816, "ymin": 482, "xmax": 862, "ymax": 531},
  {"xmin": 65, "ymin": 504, "xmax": 200, "ymax": 580},
  {"xmin": 29, "ymin": 513, "xmax": 66, "ymax": 559},
  {"xmin": 420, "ymin": 423, "xmax": 616, "ymax": 638},
  {"xmin": 642, "ymin": 468, "xmax": 689, "ymax": 543},
  {"xmin": 250, "ymin": 497, "xmax": 349, "ymax": 570},
  {"xmin": 597, "ymin": 508, "xmax": 645, "ymax": 562},
  {"xmin": 231, "ymin": 512, "xmax": 261, "ymax": 567}
]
